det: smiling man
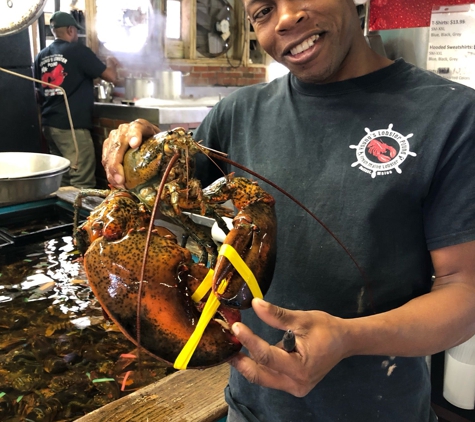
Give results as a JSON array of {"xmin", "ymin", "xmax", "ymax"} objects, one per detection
[
  {"xmin": 101, "ymin": 0, "xmax": 475, "ymax": 420},
  {"xmin": 245, "ymin": 0, "xmax": 390, "ymax": 84}
]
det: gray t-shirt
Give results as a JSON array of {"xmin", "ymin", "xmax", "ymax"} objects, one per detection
[{"xmin": 194, "ymin": 59, "xmax": 475, "ymax": 421}]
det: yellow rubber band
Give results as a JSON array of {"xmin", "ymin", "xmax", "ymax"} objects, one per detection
[
  {"xmin": 174, "ymin": 279, "xmax": 228, "ymax": 370},
  {"xmin": 191, "ymin": 268, "xmax": 214, "ymax": 303},
  {"xmin": 218, "ymin": 244, "xmax": 263, "ymax": 300},
  {"xmin": 173, "ymin": 244, "xmax": 262, "ymax": 370}
]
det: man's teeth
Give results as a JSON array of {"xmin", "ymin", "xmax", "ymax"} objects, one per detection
[{"xmin": 290, "ymin": 34, "xmax": 319, "ymax": 56}]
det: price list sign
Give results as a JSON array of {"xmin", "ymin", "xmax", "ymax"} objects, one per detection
[{"xmin": 427, "ymin": 4, "xmax": 475, "ymax": 89}]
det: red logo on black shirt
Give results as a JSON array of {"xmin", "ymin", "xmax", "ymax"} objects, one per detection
[
  {"xmin": 41, "ymin": 64, "xmax": 68, "ymax": 87},
  {"xmin": 349, "ymin": 124, "xmax": 417, "ymax": 178},
  {"xmin": 367, "ymin": 139, "xmax": 397, "ymax": 163}
]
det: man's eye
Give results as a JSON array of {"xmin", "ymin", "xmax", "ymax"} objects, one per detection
[{"xmin": 254, "ymin": 7, "xmax": 272, "ymax": 21}]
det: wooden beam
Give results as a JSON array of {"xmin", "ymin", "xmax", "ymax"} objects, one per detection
[
  {"xmin": 85, "ymin": 0, "xmax": 98, "ymax": 53},
  {"xmin": 182, "ymin": 0, "xmax": 196, "ymax": 59},
  {"xmin": 75, "ymin": 363, "xmax": 230, "ymax": 422}
]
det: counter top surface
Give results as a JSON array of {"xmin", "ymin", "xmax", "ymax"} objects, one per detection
[
  {"xmin": 94, "ymin": 101, "xmax": 213, "ymax": 124},
  {"xmin": 133, "ymin": 96, "xmax": 220, "ymax": 108}
]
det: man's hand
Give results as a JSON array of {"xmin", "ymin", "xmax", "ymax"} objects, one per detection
[
  {"xmin": 102, "ymin": 119, "xmax": 159, "ymax": 188},
  {"xmin": 106, "ymin": 56, "xmax": 120, "ymax": 68},
  {"xmin": 229, "ymin": 241, "xmax": 475, "ymax": 398},
  {"xmin": 229, "ymin": 298, "xmax": 349, "ymax": 397}
]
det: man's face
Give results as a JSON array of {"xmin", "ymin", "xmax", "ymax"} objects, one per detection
[{"xmin": 243, "ymin": 0, "xmax": 365, "ymax": 83}]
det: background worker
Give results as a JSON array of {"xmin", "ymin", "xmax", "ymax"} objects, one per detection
[
  {"xmin": 101, "ymin": 0, "xmax": 475, "ymax": 420},
  {"xmin": 34, "ymin": 11, "xmax": 118, "ymax": 189}
]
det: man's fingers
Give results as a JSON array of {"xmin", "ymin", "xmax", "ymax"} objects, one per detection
[
  {"xmin": 252, "ymin": 298, "xmax": 297, "ymax": 331},
  {"xmin": 101, "ymin": 120, "xmax": 159, "ymax": 187},
  {"xmin": 129, "ymin": 119, "xmax": 160, "ymax": 146},
  {"xmin": 229, "ymin": 324, "xmax": 309, "ymax": 396},
  {"xmin": 102, "ymin": 127, "xmax": 129, "ymax": 187},
  {"xmin": 232, "ymin": 322, "xmax": 299, "ymax": 374},
  {"xmin": 229, "ymin": 353, "xmax": 298, "ymax": 392},
  {"xmin": 102, "ymin": 124, "xmax": 130, "ymax": 187}
]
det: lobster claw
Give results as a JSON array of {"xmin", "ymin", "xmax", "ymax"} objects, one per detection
[
  {"xmin": 211, "ymin": 178, "xmax": 277, "ymax": 309},
  {"xmin": 83, "ymin": 229, "xmax": 241, "ymax": 368}
]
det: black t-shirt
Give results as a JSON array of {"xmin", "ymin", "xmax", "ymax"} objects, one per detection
[
  {"xmin": 34, "ymin": 40, "xmax": 106, "ymax": 129},
  {"xmin": 193, "ymin": 59, "xmax": 475, "ymax": 421}
]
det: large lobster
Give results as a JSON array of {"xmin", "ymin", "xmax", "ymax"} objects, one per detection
[{"xmin": 73, "ymin": 128, "xmax": 277, "ymax": 369}]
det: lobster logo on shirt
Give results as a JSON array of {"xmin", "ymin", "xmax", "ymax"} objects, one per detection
[
  {"xmin": 349, "ymin": 124, "xmax": 417, "ymax": 178},
  {"xmin": 367, "ymin": 139, "xmax": 397, "ymax": 163},
  {"xmin": 41, "ymin": 63, "xmax": 68, "ymax": 87}
]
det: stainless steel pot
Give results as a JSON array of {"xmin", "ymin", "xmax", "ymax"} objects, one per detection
[
  {"xmin": 156, "ymin": 71, "xmax": 184, "ymax": 100},
  {"xmin": 125, "ymin": 77, "xmax": 159, "ymax": 101},
  {"xmin": 0, "ymin": 152, "xmax": 70, "ymax": 205}
]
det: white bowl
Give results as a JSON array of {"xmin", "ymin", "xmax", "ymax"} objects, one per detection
[
  {"xmin": 0, "ymin": 153, "xmax": 70, "ymax": 205},
  {"xmin": 0, "ymin": 152, "xmax": 70, "ymax": 179}
]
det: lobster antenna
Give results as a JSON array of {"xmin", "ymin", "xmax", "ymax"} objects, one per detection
[
  {"xmin": 136, "ymin": 152, "xmax": 181, "ymax": 362},
  {"xmin": 198, "ymin": 144, "xmax": 229, "ymax": 157},
  {"xmin": 193, "ymin": 141, "xmax": 228, "ymax": 179},
  {"xmin": 185, "ymin": 145, "xmax": 190, "ymax": 200},
  {"xmin": 209, "ymin": 152, "xmax": 373, "ymax": 308}
]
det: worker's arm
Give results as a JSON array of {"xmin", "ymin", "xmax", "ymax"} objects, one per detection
[
  {"xmin": 101, "ymin": 56, "xmax": 119, "ymax": 83},
  {"xmin": 345, "ymin": 240, "xmax": 475, "ymax": 357}
]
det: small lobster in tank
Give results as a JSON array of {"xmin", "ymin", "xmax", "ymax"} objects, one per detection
[{"xmin": 73, "ymin": 127, "xmax": 277, "ymax": 369}]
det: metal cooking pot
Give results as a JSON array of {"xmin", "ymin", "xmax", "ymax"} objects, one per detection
[
  {"xmin": 155, "ymin": 70, "xmax": 185, "ymax": 100},
  {"xmin": 0, "ymin": 152, "xmax": 70, "ymax": 205},
  {"xmin": 124, "ymin": 77, "xmax": 158, "ymax": 101}
]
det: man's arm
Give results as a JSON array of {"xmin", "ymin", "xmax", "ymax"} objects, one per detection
[
  {"xmin": 100, "ymin": 57, "xmax": 119, "ymax": 83},
  {"xmin": 345, "ymin": 240, "xmax": 475, "ymax": 356},
  {"xmin": 229, "ymin": 239, "xmax": 475, "ymax": 397},
  {"xmin": 33, "ymin": 58, "xmax": 44, "ymax": 106}
]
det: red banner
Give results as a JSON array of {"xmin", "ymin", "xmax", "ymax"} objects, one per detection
[{"xmin": 369, "ymin": 0, "xmax": 474, "ymax": 30}]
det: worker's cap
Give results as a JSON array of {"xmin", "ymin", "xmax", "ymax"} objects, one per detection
[{"xmin": 50, "ymin": 11, "xmax": 83, "ymax": 30}]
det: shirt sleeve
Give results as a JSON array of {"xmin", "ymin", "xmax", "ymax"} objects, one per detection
[
  {"xmin": 74, "ymin": 44, "xmax": 107, "ymax": 79},
  {"xmin": 423, "ymin": 102, "xmax": 475, "ymax": 250}
]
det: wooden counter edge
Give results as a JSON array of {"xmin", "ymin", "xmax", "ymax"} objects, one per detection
[{"xmin": 75, "ymin": 363, "xmax": 230, "ymax": 422}]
